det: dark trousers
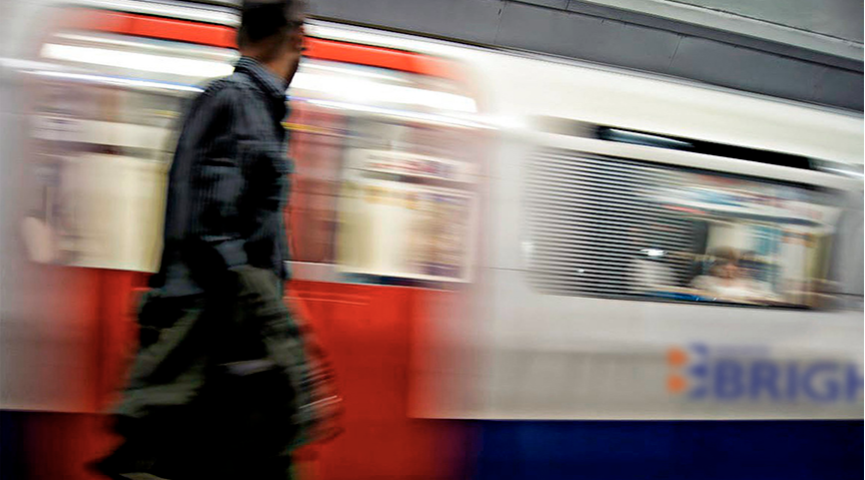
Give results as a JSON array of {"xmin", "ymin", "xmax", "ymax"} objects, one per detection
[{"xmin": 95, "ymin": 284, "xmax": 296, "ymax": 480}]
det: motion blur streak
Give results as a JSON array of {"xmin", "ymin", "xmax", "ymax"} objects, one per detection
[
  {"xmin": 41, "ymin": 43, "xmax": 237, "ymax": 77},
  {"xmin": 1, "ymin": 1, "xmax": 862, "ymax": 480}
]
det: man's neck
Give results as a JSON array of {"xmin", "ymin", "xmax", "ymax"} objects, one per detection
[
  {"xmin": 259, "ymin": 59, "xmax": 290, "ymax": 85},
  {"xmin": 240, "ymin": 50, "xmax": 289, "ymax": 84}
]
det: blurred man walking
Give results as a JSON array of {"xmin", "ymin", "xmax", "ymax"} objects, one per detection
[{"xmin": 94, "ymin": 1, "xmax": 341, "ymax": 478}]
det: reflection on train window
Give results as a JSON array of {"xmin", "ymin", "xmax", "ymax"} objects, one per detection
[
  {"xmin": 289, "ymin": 101, "xmax": 481, "ymax": 281},
  {"xmin": 23, "ymin": 26, "xmax": 481, "ymax": 282},
  {"xmin": 526, "ymin": 150, "xmax": 846, "ymax": 308},
  {"xmin": 22, "ymin": 31, "xmax": 226, "ymax": 270},
  {"xmin": 330, "ymin": 132, "xmax": 479, "ymax": 283}
]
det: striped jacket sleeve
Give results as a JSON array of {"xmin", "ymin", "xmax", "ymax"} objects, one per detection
[{"xmin": 184, "ymin": 83, "xmax": 250, "ymax": 271}]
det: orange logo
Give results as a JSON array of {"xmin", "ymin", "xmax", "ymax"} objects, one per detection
[{"xmin": 667, "ymin": 347, "xmax": 689, "ymax": 393}]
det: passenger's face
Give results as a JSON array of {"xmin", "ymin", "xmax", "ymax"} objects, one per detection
[{"xmin": 718, "ymin": 262, "xmax": 739, "ymax": 279}]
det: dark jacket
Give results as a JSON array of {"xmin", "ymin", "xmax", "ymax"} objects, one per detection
[{"xmin": 151, "ymin": 56, "xmax": 292, "ymax": 297}]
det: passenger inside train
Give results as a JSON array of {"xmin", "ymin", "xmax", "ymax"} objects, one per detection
[{"xmin": 690, "ymin": 247, "xmax": 767, "ymax": 302}]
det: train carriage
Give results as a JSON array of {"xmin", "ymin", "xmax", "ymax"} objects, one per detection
[{"xmin": 2, "ymin": 1, "xmax": 861, "ymax": 478}]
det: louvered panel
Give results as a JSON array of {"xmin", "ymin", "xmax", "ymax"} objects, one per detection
[
  {"xmin": 534, "ymin": 244, "xmax": 691, "ymax": 263},
  {"xmin": 525, "ymin": 188, "xmax": 679, "ymax": 212},
  {"xmin": 533, "ymin": 224, "xmax": 692, "ymax": 243},
  {"xmin": 530, "ymin": 208, "xmax": 693, "ymax": 231},
  {"xmin": 528, "ymin": 198, "xmax": 682, "ymax": 218},
  {"xmin": 527, "ymin": 150, "xmax": 693, "ymax": 297},
  {"xmin": 530, "ymin": 165, "xmax": 673, "ymax": 185}
]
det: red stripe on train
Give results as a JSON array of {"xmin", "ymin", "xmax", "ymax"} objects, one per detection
[{"xmin": 59, "ymin": 8, "xmax": 455, "ymax": 78}]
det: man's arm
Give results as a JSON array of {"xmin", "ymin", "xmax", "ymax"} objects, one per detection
[{"xmin": 184, "ymin": 84, "xmax": 251, "ymax": 272}]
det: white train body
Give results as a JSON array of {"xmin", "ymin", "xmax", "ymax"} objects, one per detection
[
  {"xmin": 315, "ymin": 23, "xmax": 865, "ymax": 421},
  {"xmin": 10, "ymin": 7, "xmax": 862, "ymax": 421}
]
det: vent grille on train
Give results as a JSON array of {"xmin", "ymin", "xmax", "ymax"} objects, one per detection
[{"xmin": 526, "ymin": 149, "xmax": 694, "ymax": 297}]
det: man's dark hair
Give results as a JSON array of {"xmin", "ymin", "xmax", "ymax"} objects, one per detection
[{"xmin": 237, "ymin": 0, "xmax": 304, "ymax": 48}]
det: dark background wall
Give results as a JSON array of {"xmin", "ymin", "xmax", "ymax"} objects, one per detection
[{"xmin": 307, "ymin": 0, "xmax": 864, "ymax": 112}]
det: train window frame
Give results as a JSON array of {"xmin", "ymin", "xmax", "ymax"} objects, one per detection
[{"xmin": 523, "ymin": 148, "xmax": 855, "ymax": 310}]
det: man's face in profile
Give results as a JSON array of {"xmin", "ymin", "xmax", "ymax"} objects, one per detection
[{"xmin": 285, "ymin": 13, "xmax": 306, "ymax": 84}]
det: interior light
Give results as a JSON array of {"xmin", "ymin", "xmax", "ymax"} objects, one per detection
[
  {"xmin": 41, "ymin": 43, "xmax": 235, "ymax": 78},
  {"xmin": 291, "ymin": 72, "xmax": 477, "ymax": 113},
  {"xmin": 28, "ymin": 70, "xmax": 204, "ymax": 93},
  {"xmin": 641, "ymin": 248, "xmax": 666, "ymax": 258},
  {"xmin": 40, "ymin": 43, "xmax": 477, "ymax": 113},
  {"xmin": 303, "ymin": 98, "xmax": 488, "ymax": 129}
]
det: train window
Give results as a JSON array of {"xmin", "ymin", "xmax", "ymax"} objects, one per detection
[
  {"xmin": 286, "ymin": 57, "xmax": 483, "ymax": 284},
  {"xmin": 20, "ymin": 18, "xmax": 482, "ymax": 283},
  {"xmin": 21, "ymin": 30, "xmax": 235, "ymax": 270},
  {"xmin": 525, "ymin": 149, "xmax": 851, "ymax": 309},
  {"xmin": 288, "ymin": 66, "xmax": 483, "ymax": 282}
]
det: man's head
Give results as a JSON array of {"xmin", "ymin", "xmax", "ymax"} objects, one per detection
[{"xmin": 237, "ymin": 0, "xmax": 306, "ymax": 82}]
